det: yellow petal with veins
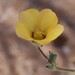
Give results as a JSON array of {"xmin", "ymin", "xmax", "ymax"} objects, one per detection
[
  {"xmin": 33, "ymin": 24, "xmax": 64, "ymax": 45},
  {"xmin": 36, "ymin": 9, "xmax": 58, "ymax": 32},
  {"xmin": 16, "ymin": 23, "xmax": 33, "ymax": 40},
  {"xmin": 19, "ymin": 8, "xmax": 39, "ymax": 31}
]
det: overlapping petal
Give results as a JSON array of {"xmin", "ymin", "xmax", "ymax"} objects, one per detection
[
  {"xmin": 36, "ymin": 9, "xmax": 58, "ymax": 32},
  {"xmin": 16, "ymin": 23, "xmax": 33, "ymax": 40},
  {"xmin": 19, "ymin": 9, "xmax": 39, "ymax": 31},
  {"xmin": 33, "ymin": 24, "xmax": 64, "ymax": 44}
]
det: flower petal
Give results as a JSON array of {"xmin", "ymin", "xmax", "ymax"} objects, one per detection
[
  {"xmin": 33, "ymin": 24, "xmax": 64, "ymax": 45},
  {"xmin": 37, "ymin": 9, "xmax": 58, "ymax": 32},
  {"xmin": 16, "ymin": 23, "xmax": 33, "ymax": 40},
  {"xmin": 19, "ymin": 8, "xmax": 39, "ymax": 31}
]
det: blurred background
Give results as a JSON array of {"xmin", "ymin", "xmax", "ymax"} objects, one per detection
[{"xmin": 0, "ymin": 0, "xmax": 75, "ymax": 75}]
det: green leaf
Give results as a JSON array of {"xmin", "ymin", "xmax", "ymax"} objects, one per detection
[{"xmin": 48, "ymin": 52, "xmax": 57, "ymax": 64}]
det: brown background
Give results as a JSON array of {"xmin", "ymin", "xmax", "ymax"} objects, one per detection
[{"xmin": 0, "ymin": 0, "xmax": 75, "ymax": 75}]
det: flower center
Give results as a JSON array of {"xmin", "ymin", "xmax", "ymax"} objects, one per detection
[{"xmin": 32, "ymin": 30, "xmax": 46, "ymax": 40}]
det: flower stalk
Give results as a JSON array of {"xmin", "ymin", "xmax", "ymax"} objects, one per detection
[
  {"xmin": 56, "ymin": 66, "xmax": 75, "ymax": 72},
  {"xmin": 37, "ymin": 45, "xmax": 49, "ymax": 61},
  {"xmin": 37, "ymin": 45, "xmax": 75, "ymax": 72}
]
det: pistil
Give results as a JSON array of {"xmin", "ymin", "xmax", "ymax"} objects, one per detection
[{"xmin": 32, "ymin": 30, "xmax": 46, "ymax": 40}]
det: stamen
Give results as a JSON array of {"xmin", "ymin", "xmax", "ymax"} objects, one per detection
[{"xmin": 32, "ymin": 31, "xmax": 46, "ymax": 40}]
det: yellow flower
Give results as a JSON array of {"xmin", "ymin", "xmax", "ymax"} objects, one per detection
[{"xmin": 16, "ymin": 8, "xmax": 64, "ymax": 45}]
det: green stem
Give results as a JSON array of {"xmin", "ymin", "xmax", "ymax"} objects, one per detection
[
  {"xmin": 37, "ymin": 45, "xmax": 75, "ymax": 72},
  {"xmin": 56, "ymin": 66, "xmax": 75, "ymax": 72},
  {"xmin": 37, "ymin": 45, "xmax": 49, "ymax": 61}
]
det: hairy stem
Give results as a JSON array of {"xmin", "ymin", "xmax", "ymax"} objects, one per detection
[
  {"xmin": 56, "ymin": 66, "xmax": 75, "ymax": 72},
  {"xmin": 37, "ymin": 45, "xmax": 49, "ymax": 61},
  {"xmin": 37, "ymin": 45, "xmax": 75, "ymax": 72}
]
